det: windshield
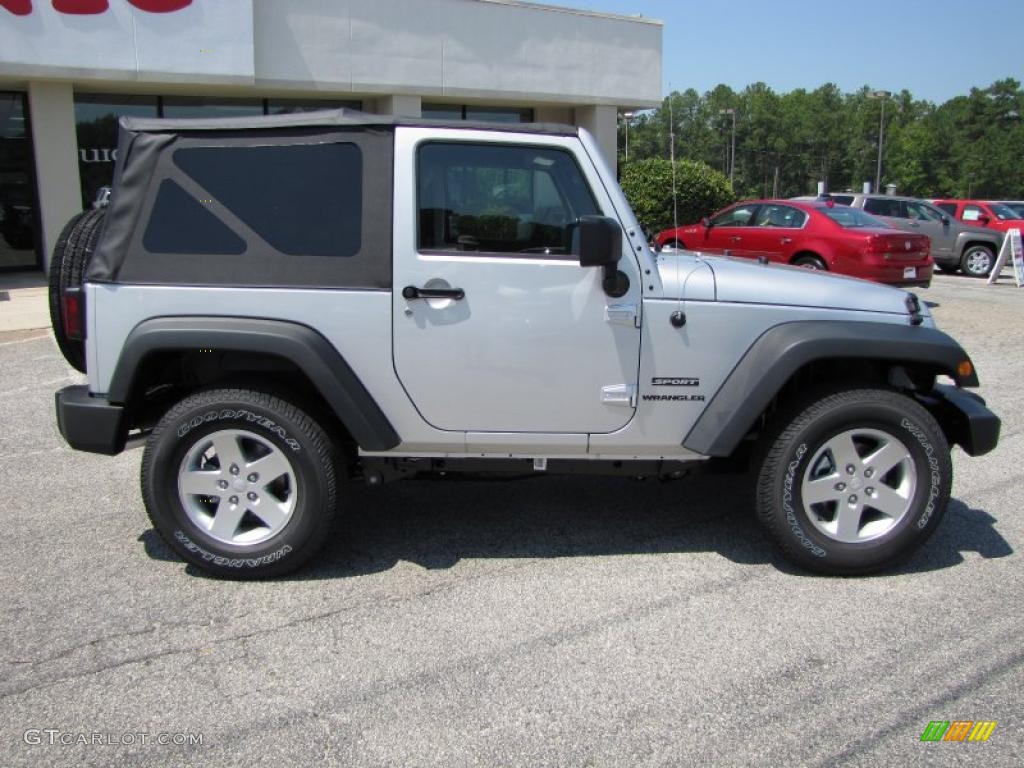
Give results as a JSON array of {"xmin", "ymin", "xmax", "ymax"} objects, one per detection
[
  {"xmin": 820, "ymin": 206, "xmax": 888, "ymax": 228},
  {"xmin": 1002, "ymin": 202, "xmax": 1024, "ymax": 218},
  {"xmin": 989, "ymin": 203, "xmax": 1020, "ymax": 220}
]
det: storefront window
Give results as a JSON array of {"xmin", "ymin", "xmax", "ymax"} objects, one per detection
[
  {"xmin": 160, "ymin": 96, "xmax": 264, "ymax": 119},
  {"xmin": 466, "ymin": 106, "xmax": 534, "ymax": 123},
  {"xmin": 0, "ymin": 92, "xmax": 39, "ymax": 270},
  {"xmin": 267, "ymin": 98, "xmax": 361, "ymax": 114},
  {"xmin": 423, "ymin": 104, "xmax": 534, "ymax": 123},
  {"xmin": 75, "ymin": 94, "xmax": 158, "ymax": 210}
]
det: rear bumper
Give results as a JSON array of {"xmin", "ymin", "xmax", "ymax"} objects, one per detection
[
  {"xmin": 55, "ymin": 385, "xmax": 126, "ymax": 456},
  {"xmin": 927, "ymin": 384, "xmax": 1000, "ymax": 457}
]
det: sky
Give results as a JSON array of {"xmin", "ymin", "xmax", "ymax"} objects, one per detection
[{"xmin": 530, "ymin": 0, "xmax": 1024, "ymax": 104}]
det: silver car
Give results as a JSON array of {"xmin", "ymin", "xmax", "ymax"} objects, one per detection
[{"xmin": 811, "ymin": 194, "xmax": 1003, "ymax": 278}]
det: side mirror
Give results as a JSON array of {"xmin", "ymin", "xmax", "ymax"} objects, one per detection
[
  {"xmin": 941, "ymin": 215, "xmax": 950, "ymax": 224},
  {"xmin": 701, "ymin": 216, "xmax": 712, "ymax": 229},
  {"xmin": 577, "ymin": 215, "xmax": 622, "ymax": 269},
  {"xmin": 978, "ymin": 214, "xmax": 991, "ymax": 224},
  {"xmin": 577, "ymin": 215, "xmax": 628, "ymax": 298}
]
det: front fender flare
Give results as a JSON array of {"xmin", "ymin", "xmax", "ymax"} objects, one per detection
[
  {"xmin": 108, "ymin": 316, "xmax": 401, "ymax": 451},
  {"xmin": 682, "ymin": 320, "xmax": 977, "ymax": 457}
]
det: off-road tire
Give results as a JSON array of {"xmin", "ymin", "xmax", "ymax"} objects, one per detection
[
  {"xmin": 141, "ymin": 388, "xmax": 338, "ymax": 579},
  {"xmin": 756, "ymin": 387, "xmax": 951, "ymax": 575},
  {"xmin": 47, "ymin": 209, "xmax": 106, "ymax": 372}
]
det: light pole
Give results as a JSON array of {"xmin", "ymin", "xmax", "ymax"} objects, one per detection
[
  {"xmin": 719, "ymin": 108, "xmax": 736, "ymax": 187},
  {"xmin": 870, "ymin": 90, "xmax": 891, "ymax": 193},
  {"xmin": 621, "ymin": 111, "xmax": 634, "ymax": 161}
]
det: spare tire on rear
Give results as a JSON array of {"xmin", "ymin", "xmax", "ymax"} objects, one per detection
[{"xmin": 48, "ymin": 208, "xmax": 106, "ymax": 372}]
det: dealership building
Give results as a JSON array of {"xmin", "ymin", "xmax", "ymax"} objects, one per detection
[{"xmin": 0, "ymin": 0, "xmax": 662, "ymax": 272}]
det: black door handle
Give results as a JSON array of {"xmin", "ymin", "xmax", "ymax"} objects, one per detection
[{"xmin": 402, "ymin": 285, "xmax": 465, "ymax": 301}]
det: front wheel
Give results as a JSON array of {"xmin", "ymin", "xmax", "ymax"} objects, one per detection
[
  {"xmin": 141, "ymin": 388, "xmax": 338, "ymax": 579},
  {"xmin": 960, "ymin": 245, "xmax": 995, "ymax": 278},
  {"xmin": 756, "ymin": 388, "xmax": 951, "ymax": 575}
]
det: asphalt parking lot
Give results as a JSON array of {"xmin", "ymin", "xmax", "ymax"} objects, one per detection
[{"xmin": 1, "ymin": 273, "xmax": 1021, "ymax": 767}]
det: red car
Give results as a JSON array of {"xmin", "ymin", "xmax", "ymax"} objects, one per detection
[
  {"xmin": 931, "ymin": 199, "xmax": 1024, "ymax": 235},
  {"xmin": 657, "ymin": 199, "xmax": 933, "ymax": 287}
]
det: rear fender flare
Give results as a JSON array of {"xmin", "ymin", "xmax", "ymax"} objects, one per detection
[{"xmin": 108, "ymin": 316, "xmax": 401, "ymax": 451}]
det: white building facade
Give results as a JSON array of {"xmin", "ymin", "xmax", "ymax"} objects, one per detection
[{"xmin": 0, "ymin": 0, "xmax": 662, "ymax": 271}]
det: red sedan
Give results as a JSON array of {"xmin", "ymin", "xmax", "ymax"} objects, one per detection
[{"xmin": 657, "ymin": 199, "xmax": 933, "ymax": 287}]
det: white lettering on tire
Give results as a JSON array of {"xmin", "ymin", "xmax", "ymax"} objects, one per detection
[
  {"xmin": 783, "ymin": 443, "xmax": 827, "ymax": 558},
  {"xmin": 173, "ymin": 530, "xmax": 293, "ymax": 568},
  {"xmin": 901, "ymin": 418, "xmax": 942, "ymax": 530},
  {"xmin": 176, "ymin": 409, "xmax": 301, "ymax": 451}
]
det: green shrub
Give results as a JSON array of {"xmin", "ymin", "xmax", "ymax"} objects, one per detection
[{"xmin": 619, "ymin": 159, "xmax": 735, "ymax": 235}]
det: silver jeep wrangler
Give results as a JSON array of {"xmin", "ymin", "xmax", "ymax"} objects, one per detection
[{"xmin": 51, "ymin": 110, "xmax": 999, "ymax": 579}]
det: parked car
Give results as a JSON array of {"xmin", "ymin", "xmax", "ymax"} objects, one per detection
[
  {"xmin": 931, "ymin": 199, "xmax": 1024, "ymax": 238},
  {"xmin": 50, "ymin": 111, "xmax": 997, "ymax": 578},
  {"xmin": 994, "ymin": 201, "xmax": 1024, "ymax": 218},
  {"xmin": 800, "ymin": 194, "xmax": 1003, "ymax": 278},
  {"xmin": 91, "ymin": 186, "xmax": 111, "ymax": 210},
  {"xmin": 657, "ymin": 199, "xmax": 933, "ymax": 287}
]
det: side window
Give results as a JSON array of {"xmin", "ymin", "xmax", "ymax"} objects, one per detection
[
  {"xmin": 831, "ymin": 195, "xmax": 854, "ymax": 206},
  {"xmin": 171, "ymin": 143, "xmax": 363, "ymax": 257},
  {"xmin": 863, "ymin": 198, "xmax": 902, "ymax": 217},
  {"xmin": 906, "ymin": 201, "xmax": 941, "ymax": 221},
  {"xmin": 752, "ymin": 204, "xmax": 807, "ymax": 228},
  {"xmin": 962, "ymin": 205, "xmax": 985, "ymax": 222},
  {"xmin": 143, "ymin": 179, "xmax": 246, "ymax": 255},
  {"xmin": 711, "ymin": 204, "xmax": 758, "ymax": 227},
  {"xmin": 417, "ymin": 143, "xmax": 599, "ymax": 255}
]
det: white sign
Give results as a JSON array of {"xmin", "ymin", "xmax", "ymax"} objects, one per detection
[
  {"xmin": 988, "ymin": 228, "xmax": 1024, "ymax": 287},
  {"xmin": 0, "ymin": 0, "xmax": 254, "ymax": 82}
]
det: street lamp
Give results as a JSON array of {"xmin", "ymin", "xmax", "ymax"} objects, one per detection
[
  {"xmin": 719, "ymin": 108, "xmax": 736, "ymax": 187},
  {"xmin": 620, "ymin": 111, "xmax": 634, "ymax": 161},
  {"xmin": 870, "ymin": 90, "xmax": 891, "ymax": 193}
]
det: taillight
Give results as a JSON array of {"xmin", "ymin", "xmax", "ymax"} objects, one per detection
[
  {"xmin": 62, "ymin": 287, "xmax": 85, "ymax": 341},
  {"xmin": 864, "ymin": 236, "xmax": 886, "ymax": 253}
]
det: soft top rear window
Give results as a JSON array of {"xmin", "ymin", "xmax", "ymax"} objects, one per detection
[{"xmin": 172, "ymin": 143, "xmax": 362, "ymax": 257}]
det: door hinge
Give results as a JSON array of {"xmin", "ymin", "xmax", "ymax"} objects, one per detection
[
  {"xmin": 601, "ymin": 384, "xmax": 637, "ymax": 407},
  {"xmin": 605, "ymin": 303, "xmax": 640, "ymax": 327}
]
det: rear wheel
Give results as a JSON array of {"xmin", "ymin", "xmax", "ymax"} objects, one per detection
[
  {"xmin": 141, "ymin": 388, "xmax": 339, "ymax": 579},
  {"xmin": 47, "ymin": 209, "xmax": 106, "ymax": 372},
  {"xmin": 960, "ymin": 245, "xmax": 995, "ymax": 278},
  {"xmin": 793, "ymin": 254, "xmax": 827, "ymax": 271},
  {"xmin": 756, "ymin": 388, "xmax": 951, "ymax": 575}
]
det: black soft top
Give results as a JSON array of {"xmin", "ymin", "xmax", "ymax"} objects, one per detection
[
  {"xmin": 87, "ymin": 109, "xmax": 578, "ymax": 289},
  {"xmin": 120, "ymin": 108, "xmax": 578, "ymax": 136}
]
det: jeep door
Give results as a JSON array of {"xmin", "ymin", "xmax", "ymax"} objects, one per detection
[{"xmin": 391, "ymin": 128, "xmax": 642, "ymax": 434}]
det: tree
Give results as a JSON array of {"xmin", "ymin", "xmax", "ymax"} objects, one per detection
[
  {"xmin": 618, "ymin": 158, "xmax": 734, "ymax": 234},
  {"xmin": 615, "ymin": 79, "xmax": 1024, "ymax": 201}
]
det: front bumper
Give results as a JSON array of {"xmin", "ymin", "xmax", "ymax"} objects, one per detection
[
  {"xmin": 55, "ymin": 385, "xmax": 126, "ymax": 456},
  {"xmin": 927, "ymin": 384, "xmax": 1000, "ymax": 457}
]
